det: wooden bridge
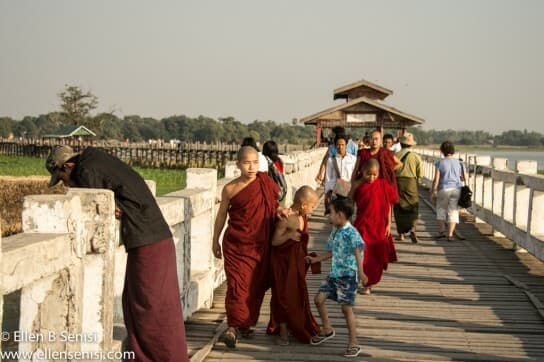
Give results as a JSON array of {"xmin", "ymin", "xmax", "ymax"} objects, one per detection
[{"xmin": 184, "ymin": 188, "xmax": 544, "ymax": 361}]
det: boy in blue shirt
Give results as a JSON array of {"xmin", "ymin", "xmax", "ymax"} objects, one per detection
[{"xmin": 305, "ymin": 197, "xmax": 367, "ymax": 358}]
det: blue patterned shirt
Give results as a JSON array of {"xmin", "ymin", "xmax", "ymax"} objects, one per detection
[{"xmin": 326, "ymin": 222, "xmax": 365, "ymax": 278}]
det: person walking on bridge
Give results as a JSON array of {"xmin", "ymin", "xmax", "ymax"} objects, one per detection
[
  {"xmin": 394, "ymin": 132, "xmax": 423, "ymax": 243},
  {"xmin": 430, "ymin": 141, "xmax": 466, "ymax": 241},
  {"xmin": 46, "ymin": 145, "xmax": 188, "ymax": 362}
]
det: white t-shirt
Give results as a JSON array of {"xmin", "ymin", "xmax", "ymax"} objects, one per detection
[
  {"xmin": 258, "ymin": 152, "xmax": 269, "ymax": 172},
  {"xmin": 390, "ymin": 143, "xmax": 402, "ymax": 153}
]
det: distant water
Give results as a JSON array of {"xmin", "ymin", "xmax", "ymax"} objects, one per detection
[{"xmin": 466, "ymin": 150, "xmax": 544, "ymax": 170}]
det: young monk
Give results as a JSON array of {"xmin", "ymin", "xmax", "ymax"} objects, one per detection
[
  {"xmin": 212, "ymin": 146, "xmax": 287, "ymax": 348},
  {"xmin": 353, "ymin": 158, "xmax": 399, "ymax": 294},
  {"xmin": 266, "ymin": 186, "xmax": 321, "ymax": 345}
]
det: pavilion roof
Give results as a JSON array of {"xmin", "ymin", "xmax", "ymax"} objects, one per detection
[
  {"xmin": 300, "ymin": 96, "xmax": 425, "ymax": 129},
  {"xmin": 333, "ymin": 79, "xmax": 393, "ymax": 101}
]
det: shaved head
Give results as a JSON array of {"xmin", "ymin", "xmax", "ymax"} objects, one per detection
[
  {"xmin": 293, "ymin": 185, "xmax": 318, "ymax": 204},
  {"xmin": 362, "ymin": 158, "xmax": 380, "ymax": 172},
  {"xmin": 237, "ymin": 146, "xmax": 258, "ymax": 161}
]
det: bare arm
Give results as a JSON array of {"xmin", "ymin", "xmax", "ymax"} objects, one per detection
[
  {"xmin": 354, "ymin": 246, "xmax": 367, "ymax": 286},
  {"xmin": 304, "ymin": 251, "xmax": 332, "ymax": 264},
  {"xmin": 348, "ymin": 155, "xmax": 362, "ymax": 199},
  {"xmin": 350, "ymin": 155, "xmax": 361, "ymax": 184},
  {"xmin": 430, "ymin": 168, "xmax": 440, "ymax": 201},
  {"xmin": 271, "ymin": 218, "xmax": 301, "ymax": 246},
  {"xmin": 212, "ymin": 187, "xmax": 231, "ymax": 259},
  {"xmin": 393, "ymin": 154, "xmax": 403, "ymax": 170},
  {"xmin": 385, "ymin": 204, "xmax": 392, "ymax": 237},
  {"xmin": 315, "ymin": 150, "xmax": 330, "ymax": 182}
]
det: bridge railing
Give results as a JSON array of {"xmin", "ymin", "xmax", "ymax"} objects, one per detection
[
  {"xmin": 0, "ymin": 147, "xmax": 325, "ymax": 358},
  {"xmin": 415, "ymin": 148, "xmax": 544, "ymax": 262}
]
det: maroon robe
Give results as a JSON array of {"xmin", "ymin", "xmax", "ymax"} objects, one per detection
[
  {"xmin": 266, "ymin": 216, "xmax": 320, "ymax": 343},
  {"xmin": 357, "ymin": 148, "xmax": 398, "ymax": 193},
  {"xmin": 353, "ymin": 179, "xmax": 399, "ymax": 287},
  {"xmin": 222, "ymin": 172, "xmax": 279, "ymax": 330},
  {"xmin": 123, "ymin": 237, "xmax": 188, "ymax": 362}
]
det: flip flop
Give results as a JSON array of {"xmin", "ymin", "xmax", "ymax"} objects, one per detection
[
  {"xmin": 220, "ymin": 329, "xmax": 237, "ymax": 348},
  {"xmin": 344, "ymin": 345, "xmax": 362, "ymax": 357},
  {"xmin": 310, "ymin": 329, "xmax": 335, "ymax": 345}
]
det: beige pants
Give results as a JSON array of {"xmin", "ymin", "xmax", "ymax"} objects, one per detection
[{"xmin": 436, "ymin": 188, "xmax": 461, "ymax": 223}]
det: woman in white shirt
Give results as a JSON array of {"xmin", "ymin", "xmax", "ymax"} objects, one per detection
[{"xmin": 324, "ymin": 135, "xmax": 357, "ymax": 213}]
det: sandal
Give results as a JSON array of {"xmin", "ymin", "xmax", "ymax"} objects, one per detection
[
  {"xmin": 436, "ymin": 231, "xmax": 446, "ymax": 239},
  {"xmin": 344, "ymin": 345, "xmax": 362, "ymax": 358},
  {"xmin": 310, "ymin": 329, "xmax": 335, "ymax": 345},
  {"xmin": 220, "ymin": 329, "xmax": 237, "ymax": 348},
  {"xmin": 447, "ymin": 235, "xmax": 455, "ymax": 242},
  {"xmin": 409, "ymin": 231, "xmax": 419, "ymax": 244}
]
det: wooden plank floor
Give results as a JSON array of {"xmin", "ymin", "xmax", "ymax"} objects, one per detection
[{"xmin": 185, "ymin": 188, "xmax": 544, "ymax": 361}]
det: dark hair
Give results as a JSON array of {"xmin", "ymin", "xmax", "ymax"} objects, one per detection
[
  {"xmin": 334, "ymin": 134, "xmax": 348, "ymax": 145},
  {"xmin": 332, "ymin": 126, "xmax": 346, "ymax": 136},
  {"xmin": 440, "ymin": 141, "xmax": 455, "ymax": 156},
  {"xmin": 331, "ymin": 197, "xmax": 354, "ymax": 219},
  {"xmin": 262, "ymin": 140, "xmax": 283, "ymax": 166},
  {"xmin": 383, "ymin": 134, "xmax": 394, "ymax": 141},
  {"xmin": 241, "ymin": 137, "xmax": 259, "ymax": 152}
]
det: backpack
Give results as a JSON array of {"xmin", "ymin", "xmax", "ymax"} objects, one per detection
[{"xmin": 266, "ymin": 156, "xmax": 287, "ymax": 201}]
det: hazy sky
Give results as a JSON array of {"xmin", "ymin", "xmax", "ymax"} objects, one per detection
[{"xmin": 1, "ymin": 0, "xmax": 543, "ymax": 133}]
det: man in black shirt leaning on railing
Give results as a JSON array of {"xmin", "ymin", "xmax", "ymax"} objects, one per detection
[{"xmin": 46, "ymin": 145, "xmax": 188, "ymax": 362}]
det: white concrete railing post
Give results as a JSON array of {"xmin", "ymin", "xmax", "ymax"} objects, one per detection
[{"xmin": 66, "ymin": 189, "xmax": 117, "ymax": 353}]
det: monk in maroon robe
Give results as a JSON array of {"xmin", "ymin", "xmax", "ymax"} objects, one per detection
[
  {"xmin": 353, "ymin": 159, "xmax": 399, "ymax": 292},
  {"xmin": 356, "ymin": 148, "xmax": 397, "ymax": 189},
  {"xmin": 349, "ymin": 130, "xmax": 401, "ymax": 198},
  {"xmin": 266, "ymin": 186, "xmax": 320, "ymax": 345},
  {"xmin": 212, "ymin": 146, "xmax": 280, "ymax": 347}
]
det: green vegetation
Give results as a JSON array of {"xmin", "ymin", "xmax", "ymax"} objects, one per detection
[
  {"xmin": 0, "ymin": 156, "xmax": 185, "ymax": 196},
  {"xmin": 134, "ymin": 167, "xmax": 185, "ymax": 195}
]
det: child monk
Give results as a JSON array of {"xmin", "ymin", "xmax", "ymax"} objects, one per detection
[
  {"xmin": 212, "ymin": 146, "xmax": 285, "ymax": 348},
  {"xmin": 266, "ymin": 186, "xmax": 321, "ymax": 345},
  {"xmin": 353, "ymin": 158, "xmax": 399, "ymax": 294}
]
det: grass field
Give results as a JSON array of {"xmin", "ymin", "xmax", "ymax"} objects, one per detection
[{"xmin": 0, "ymin": 155, "xmax": 186, "ymax": 196}]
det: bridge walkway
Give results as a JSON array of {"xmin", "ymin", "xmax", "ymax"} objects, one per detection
[{"xmin": 185, "ymin": 188, "xmax": 544, "ymax": 361}]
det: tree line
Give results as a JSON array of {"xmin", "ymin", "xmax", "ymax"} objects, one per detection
[{"xmin": 1, "ymin": 85, "xmax": 543, "ymax": 146}]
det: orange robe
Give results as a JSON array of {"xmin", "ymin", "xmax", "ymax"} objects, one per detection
[
  {"xmin": 222, "ymin": 172, "xmax": 279, "ymax": 331},
  {"xmin": 354, "ymin": 179, "xmax": 399, "ymax": 287},
  {"xmin": 267, "ymin": 217, "xmax": 320, "ymax": 343}
]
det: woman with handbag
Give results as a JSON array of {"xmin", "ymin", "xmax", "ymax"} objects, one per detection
[
  {"xmin": 324, "ymin": 134, "xmax": 356, "ymax": 214},
  {"xmin": 430, "ymin": 141, "xmax": 468, "ymax": 241}
]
